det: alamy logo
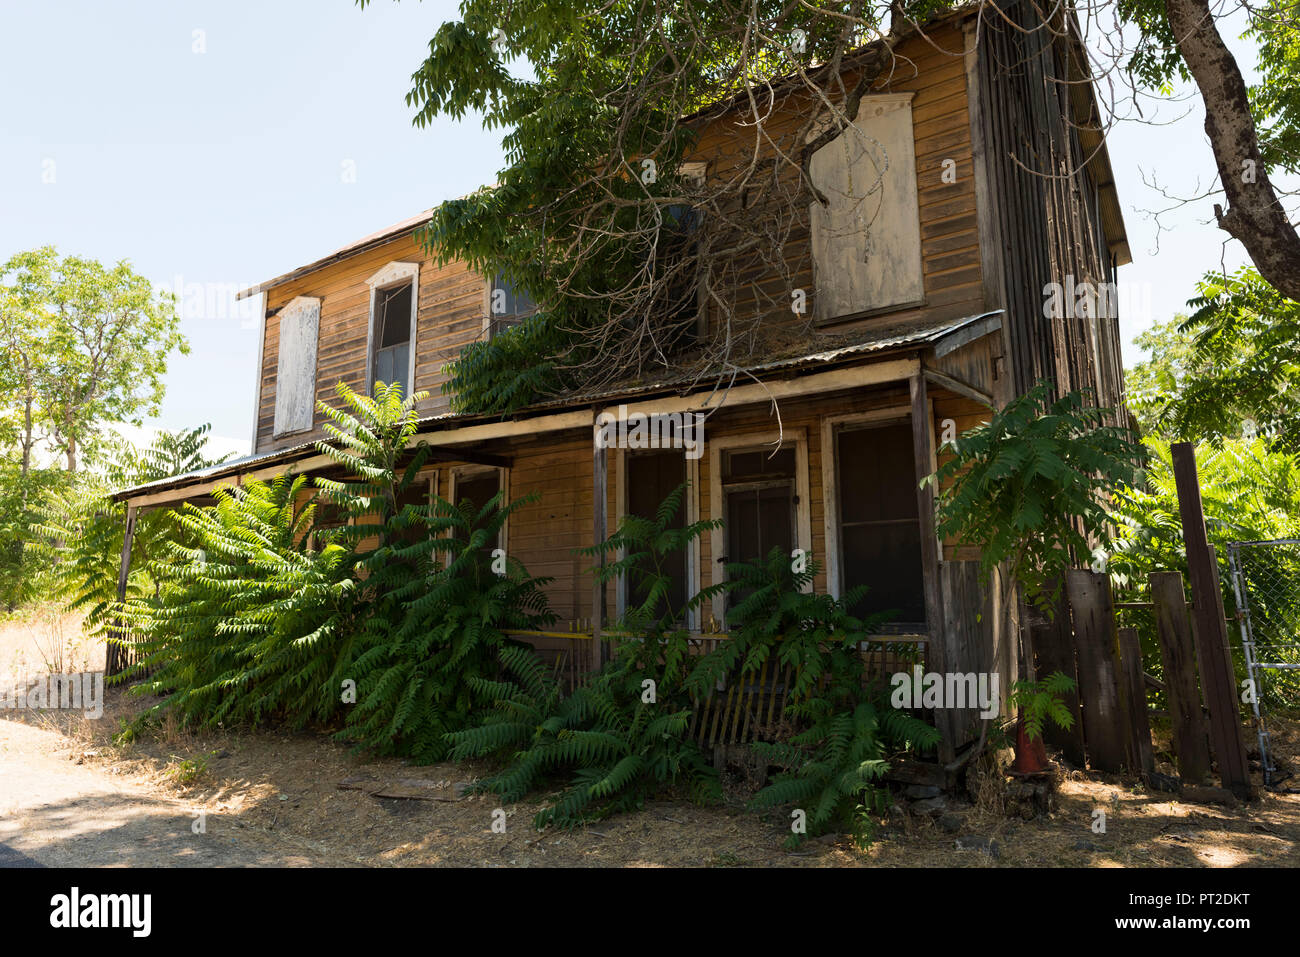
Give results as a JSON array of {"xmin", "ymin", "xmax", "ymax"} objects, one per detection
[
  {"xmin": 890, "ymin": 666, "xmax": 1000, "ymax": 720},
  {"xmin": 49, "ymin": 887, "xmax": 151, "ymax": 937},
  {"xmin": 1, "ymin": 672, "xmax": 103, "ymax": 719},
  {"xmin": 595, "ymin": 404, "xmax": 704, "ymax": 460}
]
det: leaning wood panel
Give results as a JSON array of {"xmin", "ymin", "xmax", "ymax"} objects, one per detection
[
  {"xmin": 1065, "ymin": 568, "xmax": 1129, "ymax": 772},
  {"xmin": 1117, "ymin": 625, "xmax": 1155, "ymax": 775},
  {"xmin": 1149, "ymin": 570, "xmax": 1212, "ymax": 785}
]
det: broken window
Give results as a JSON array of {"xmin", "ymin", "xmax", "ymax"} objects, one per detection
[
  {"xmin": 372, "ymin": 281, "xmax": 413, "ymax": 391},
  {"xmin": 836, "ymin": 422, "xmax": 925, "ymax": 624},
  {"xmin": 486, "ymin": 275, "xmax": 537, "ymax": 339}
]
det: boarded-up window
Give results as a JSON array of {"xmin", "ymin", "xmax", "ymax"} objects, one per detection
[
  {"xmin": 273, "ymin": 296, "xmax": 320, "ymax": 436},
  {"xmin": 626, "ymin": 450, "xmax": 688, "ymax": 617},
  {"xmin": 836, "ymin": 422, "xmax": 925, "ymax": 623},
  {"xmin": 809, "ymin": 94, "xmax": 923, "ymax": 322}
]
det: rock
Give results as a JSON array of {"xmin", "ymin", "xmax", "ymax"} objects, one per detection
[
  {"xmin": 1182, "ymin": 785, "xmax": 1240, "ymax": 807},
  {"xmin": 955, "ymin": 835, "xmax": 1000, "ymax": 859},
  {"xmin": 910, "ymin": 796, "xmax": 948, "ymax": 816},
  {"xmin": 937, "ymin": 813, "xmax": 963, "ymax": 833},
  {"xmin": 902, "ymin": 784, "xmax": 942, "ymax": 800},
  {"xmin": 1072, "ymin": 839, "xmax": 1098, "ymax": 851},
  {"xmin": 1143, "ymin": 770, "xmax": 1180, "ymax": 793}
]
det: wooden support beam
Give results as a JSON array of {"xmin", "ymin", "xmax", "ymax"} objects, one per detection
[
  {"xmin": 1171, "ymin": 442, "xmax": 1252, "ymax": 798},
  {"xmin": 592, "ymin": 413, "xmax": 609, "ymax": 672},
  {"xmin": 909, "ymin": 374, "xmax": 952, "ymax": 761},
  {"xmin": 107, "ymin": 505, "xmax": 138, "ymax": 678},
  {"xmin": 922, "ymin": 367, "xmax": 995, "ymax": 408},
  {"xmin": 1149, "ymin": 570, "xmax": 1213, "ymax": 785}
]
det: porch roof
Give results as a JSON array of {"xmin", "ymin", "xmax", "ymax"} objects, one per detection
[{"xmin": 113, "ymin": 309, "xmax": 1001, "ymax": 504}]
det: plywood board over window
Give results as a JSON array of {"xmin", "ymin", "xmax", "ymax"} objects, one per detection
[
  {"xmin": 809, "ymin": 93, "xmax": 923, "ymax": 323},
  {"xmin": 273, "ymin": 295, "xmax": 321, "ymax": 436}
]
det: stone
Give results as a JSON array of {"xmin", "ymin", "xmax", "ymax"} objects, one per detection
[
  {"xmin": 910, "ymin": 796, "xmax": 948, "ymax": 816},
  {"xmin": 937, "ymin": 813, "xmax": 963, "ymax": 833},
  {"xmin": 902, "ymin": 784, "xmax": 942, "ymax": 800},
  {"xmin": 955, "ymin": 835, "xmax": 1000, "ymax": 859}
]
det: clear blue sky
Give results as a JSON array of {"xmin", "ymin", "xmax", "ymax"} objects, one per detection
[{"xmin": 0, "ymin": 1, "xmax": 1289, "ymax": 455}]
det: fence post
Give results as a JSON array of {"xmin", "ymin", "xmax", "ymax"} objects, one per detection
[
  {"xmin": 1065, "ymin": 568, "xmax": 1129, "ymax": 772},
  {"xmin": 1149, "ymin": 571, "xmax": 1213, "ymax": 785},
  {"xmin": 1170, "ymin": 442, "xmax": 1252, "ymax": 798}
]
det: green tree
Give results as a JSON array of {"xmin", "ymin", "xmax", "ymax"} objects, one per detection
[
  {"xmin": 1144, "ymin": 267, "xmax": 1300, "ymax": 455},
  {"xmin": 1, "ymin": 246, "xmax": 187, "ymax": 472}
]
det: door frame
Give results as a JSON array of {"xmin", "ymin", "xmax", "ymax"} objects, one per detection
[{"xmin": 707, "ymin": 428, "xmax": 811, "ymax": 628}]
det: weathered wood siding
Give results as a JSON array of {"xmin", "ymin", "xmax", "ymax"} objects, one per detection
[
  {"xmin": 255, "ymin": 233, "xmax": 486, "ymax": 453},
  {"xmin": 974, "ymin": 1, "xmax": 1126, "ymax": 410}
]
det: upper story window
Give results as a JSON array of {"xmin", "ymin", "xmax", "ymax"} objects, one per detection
[
  {"xmin": 366, "ymin": 261, "xmax": 420, "ymax": 395},
  {"xmin": 485, "ymin": 274, "xmax": 537, "ymax": 339},
  {"xmin": 807, "ymin": 93, "xmax": 923, "ymax": 323}
]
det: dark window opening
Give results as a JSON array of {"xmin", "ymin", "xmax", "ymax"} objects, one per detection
[
  {"xmin": 721, "ymin": 446, "xmax": 795, "ymax": 612},
  {"xmin": 836, "ymin": 422, "xmax": 925, "ymax": 624},
  {"xmin": 625, "ymin": 450, "xmax": 689, "ymax": 620},
  {"xmin": 455, "ymin": 471, "xmax": 503, "ymax": 552},
  {"xmin": 373, "ymin": 282, "xmax": 412, "ymax": 392}
]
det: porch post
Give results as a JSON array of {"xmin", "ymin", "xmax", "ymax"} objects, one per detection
[
  {"xmin": 107, "ymin": 504, "xmax": 138, "ymax": 678},
  {"xmin": 592, "ymin": 409, "xmax": 609, "ymax": 670},
  {"xmin": 909, "ymin": 373, "xmax": 954, "ymax": 762}
]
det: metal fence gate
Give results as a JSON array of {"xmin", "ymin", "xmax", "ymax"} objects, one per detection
[{"xmin": 1227, "ymin": 539, "xmax": 1300, "ymax": 785}]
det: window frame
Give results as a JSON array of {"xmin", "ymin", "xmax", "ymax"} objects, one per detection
[
  {"xmin": 482, "ymin": 273, "xmax": 539, "ymax": 340},
  {"xmin": 613, "ymin": 447, "xmax": 701, "ymax": 630},
  {"xmin": 448, "ymin": 463, "xmax": 510, "ymax": 557},
  {"xmin": 364, "ymin": 261, "xmax": 420, "ymax": 396},
  {"xmin": 819, "ymin": 405, "xmax": 937, "ymax": 608}
]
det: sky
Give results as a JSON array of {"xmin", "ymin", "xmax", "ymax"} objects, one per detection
[{"xmin": 0, "ymin": 0, "xmax": 1290, "ymax": 458}]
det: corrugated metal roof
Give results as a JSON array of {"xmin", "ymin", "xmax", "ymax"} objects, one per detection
[{"xmin": 114, "ymin": 309, "xmax": 1001, "ymax": 502}]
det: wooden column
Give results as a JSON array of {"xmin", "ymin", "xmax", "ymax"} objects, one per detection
[
  {"xmin": 107, "ymin": 504, "xmax": 138, "ymax": 677},
  {"xmin": 910, "ymin": 374, "xmax": 953, "ymax": 761},
  {"xmin": 592, "ymin": 414, "xmax": 609, "ymax": 671},
  {"xmin": 1149, "ymin": 571, "xmax": 1212, "ymax": 785},
  {"xmin": 1170, "ymin": 442, "xmax": 1251, "ymax": 797}
]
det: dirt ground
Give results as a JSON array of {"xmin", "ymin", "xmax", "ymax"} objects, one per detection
[{"xmin": 2, "ymin": 616, "xmax": 1299, "ymax": 868}]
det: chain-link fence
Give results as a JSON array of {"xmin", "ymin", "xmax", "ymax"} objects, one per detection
[{"xmin": 1227, "ymin": 539, "xmax": 1300, "ymax": 784}]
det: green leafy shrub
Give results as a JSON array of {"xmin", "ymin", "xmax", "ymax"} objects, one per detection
[
  {"xmin": 927, "ymin": 380, "xmax": 1145, "ymax": 614},
  {"xmin": 710, "ymin": 547, "xmax": 938, "ymax": 847},
  {"xmin": 449, "ymin": 484, "xmax": 722, "ymax": 826},
  {"xmin": 1006, "ymin": 671, "xmax": 1077, "ymax": 741}
]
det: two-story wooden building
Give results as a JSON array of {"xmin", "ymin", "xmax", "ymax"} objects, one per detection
[{"xmin": 114, "ymin": 1, "xmax": 1130, "ymax": 757}]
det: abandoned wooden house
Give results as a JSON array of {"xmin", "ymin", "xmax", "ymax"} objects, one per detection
[{"xmin": 112, "ymin": 1, "xmax": 1130, "ymax": 760}]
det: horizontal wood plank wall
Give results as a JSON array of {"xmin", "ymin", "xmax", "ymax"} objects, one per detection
[
  {"xmin": 256, "ymin": 233, "xmax": 486, "ymax": 453},
  {"xmin": 686, "ymin": 22, "xmax": 983, "ymax": 342}
]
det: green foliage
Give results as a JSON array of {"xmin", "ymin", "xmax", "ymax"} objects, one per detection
[
  {"xmin": 718, "ymin": 548, "xmax": 937, "ymax": 847},
  {"xmin": 127, "ymin": 473, "xmax": 358, "ymax": 728},
  {"xmin": 0, "ymin": 246, "xmax": 187, "ymax": 471},
  {"xmin": 927, "ymin": 380, "xmax": 1146, "ymax": 613},
  {"xmin": 1006, "ymin": 671, "xmax": 1077, "ymax": 742},
  {"xmin": 31, "ymin": 424, "xmax": 230, "ymax": 633},
  {"xmin": 1143, "ymin": 268, "xmax": 1300, "ymax": 455},
  {"xmin": 449, "ymin": 484, "xmax": 721, "ymax": 826}
]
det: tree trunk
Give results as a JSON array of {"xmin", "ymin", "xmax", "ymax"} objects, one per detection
[{"xmin": 1165, "ymin": 0, "xmax": 1300, "ymax": 301}]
